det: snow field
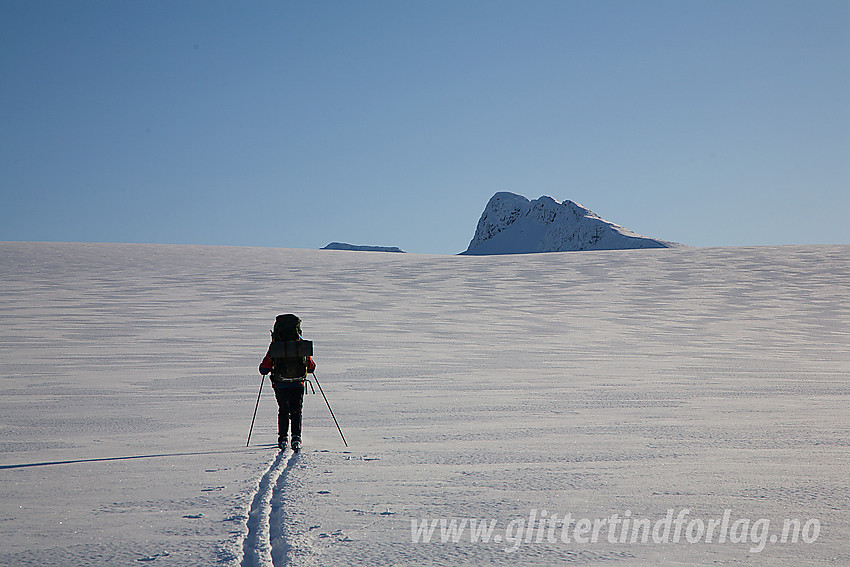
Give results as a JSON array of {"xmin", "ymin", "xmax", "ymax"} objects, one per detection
[{"xmin": 0, "ymin": 242, "xmax": 848, "ymax": 566}]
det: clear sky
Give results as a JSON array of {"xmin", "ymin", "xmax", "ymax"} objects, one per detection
[{"xmin": 2, "ymin": 1, "xmax": 848, "ymax": 254}]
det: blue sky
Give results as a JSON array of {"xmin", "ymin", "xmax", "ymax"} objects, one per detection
[{"xmin": 2, "ymin": 1, "xmax": 848, "ymax": 254}]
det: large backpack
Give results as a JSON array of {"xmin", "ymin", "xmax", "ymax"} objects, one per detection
[{"xmin": 269, "ymin": 314, "xmax": 310, "ymax": 380}]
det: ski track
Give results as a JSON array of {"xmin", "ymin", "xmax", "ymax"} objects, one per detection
[{"xmin": 240, "ymin": 450, "xmax": 298, "ymax": 567}]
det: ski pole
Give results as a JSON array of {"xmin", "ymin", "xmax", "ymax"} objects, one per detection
[
  {"xmin": 246, "ymin": 375, "xmax": 265, "ymax": 447},
  {"xmin": 310, "ymin": 372, "xmax": 348, "ymax": 447}
]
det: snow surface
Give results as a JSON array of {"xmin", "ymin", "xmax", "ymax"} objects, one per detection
[
  {"xmin": 463, "ymin": 192, "xmax": 682, "ymax": 254},
  {"xmin": 0, "ymin": 241, "xmax": 848, "ymax": 566}
]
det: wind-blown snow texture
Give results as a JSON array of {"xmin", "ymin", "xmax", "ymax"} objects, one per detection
[
  {"xmin": 463, "ymin": 192, "xmax": 681, "ymax": 254},
  {"xmin": 0, "ymin": 242, "xmax": 848, "ymax": 566}
]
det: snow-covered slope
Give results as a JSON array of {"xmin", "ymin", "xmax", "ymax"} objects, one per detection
[
  {"xmin": 463, "ymin": 192, "xmax": 681, "ymax": 254},
  {"xmin": 321, "ymin": 242, "xmax": 405, "ymax": 253}
]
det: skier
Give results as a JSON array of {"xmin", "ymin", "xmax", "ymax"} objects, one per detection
[{"xmin": 259, "ymin": 314, "xmax": 316, "ymax": 452}]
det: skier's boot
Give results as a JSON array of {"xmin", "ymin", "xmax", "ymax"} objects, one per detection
[
  {"xmin": 278, "ymin": 436, "xmax": 288, "ymax": 451},
  {"xmin": 291, "ymin": 438, "xmax": 301, "ymax": 452}
]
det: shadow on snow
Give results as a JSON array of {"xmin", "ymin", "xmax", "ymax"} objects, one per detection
[{"xmin": 0, "ymin": 444, "xmax": 278, "ymax": 470}]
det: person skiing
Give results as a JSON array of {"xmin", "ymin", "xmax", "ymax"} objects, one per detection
[{"xmin": 259, "ymin": 314, "xmax": 316, "ymax": 452}]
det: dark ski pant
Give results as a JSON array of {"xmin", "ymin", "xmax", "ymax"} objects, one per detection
[{"xmin": 271, "ymin": 379, "xmax": 304, "ymax": 442}]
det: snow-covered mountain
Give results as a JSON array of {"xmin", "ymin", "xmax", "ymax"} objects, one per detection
[
  {"xmin": 462, "ymin": 192, "xmax": 681, "ymax": 254},
  {"xmin": 321, "ymin": 242, "xmax": 405, "ymax": 253}
]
